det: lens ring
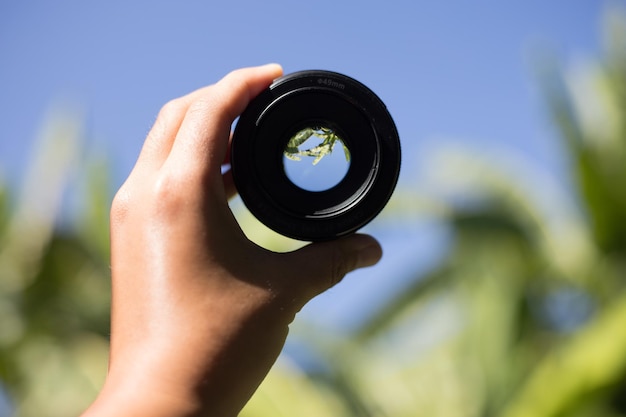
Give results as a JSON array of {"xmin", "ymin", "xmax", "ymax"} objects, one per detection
[{"xmin": 231, "ymin": 70, "xmax": 401, "ymax": 241}]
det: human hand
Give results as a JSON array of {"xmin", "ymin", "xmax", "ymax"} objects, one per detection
[{"xmin": 83, "ymin": 64, "xmax": 382, "ymax": 417}]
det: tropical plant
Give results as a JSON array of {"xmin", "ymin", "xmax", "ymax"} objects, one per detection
[
  {"xmin": 2, "ymin": 8, "xmax": 626, "ymax": 417},
  {"xmin": 284, "ymin": 126, "xmax": 351, "ymax": 165},
  {"xmin": 240, "ymin": 7, "xmax": 626, "ymax": 417},
  {"xmin": 0, "ymin": 112, "xmax": 112, "ymax": 417}
]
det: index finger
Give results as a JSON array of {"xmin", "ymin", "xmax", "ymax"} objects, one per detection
[{"xmin": 165, "ymin": 64, "xmax": 283, "ymax": 178}]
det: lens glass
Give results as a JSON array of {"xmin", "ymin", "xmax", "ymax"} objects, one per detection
[{"xmin": 283, "ymin": 126, "xmax": 351, "ymax": 192}]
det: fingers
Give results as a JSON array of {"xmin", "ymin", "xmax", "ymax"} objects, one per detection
[
  {"xmin": 221, "ymin": 132, "xmax": 238, "ymax": 200},
  {"xmin": 166, "ymin": 64, "xmax": 283, "ymax": 178},
  {"xmin": 131, "ymin": 64, "xmax": 282, "ymax": 179},
  {"xmin": 284, "ymin": 234, "xmax": 382, "ymax": 302},
  {"xmin": 133, "ymin": 86, "xmax": 215, "ymax": 173},
  {"xmin": 222, "ymin": 168, "xmax": 237, "ymax": 200}
]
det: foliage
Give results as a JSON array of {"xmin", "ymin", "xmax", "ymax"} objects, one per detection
[
  {"xmin": 0, "ymin": 113, "xmax": 112, "ymax": 417},
  {"xmin": 284, "ymin": 126, "xmax": 351, "ymax": 165},
  {"xmin": 2, "ymin": 8, "xmax": 626, "ymax": 417},
  {"xmin": 243, "ymin": 7, "xmax": 626, "ymax": 417}
]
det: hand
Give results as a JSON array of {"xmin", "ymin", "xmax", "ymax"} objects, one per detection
[{"xmin": 83, "ymin": 64, "xmax": 382, "ymax": 417}]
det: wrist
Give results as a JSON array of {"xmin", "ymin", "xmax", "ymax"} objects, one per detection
[{"xmin": 82, "ymin": 368, "xmax": 204, "ymax": 417}]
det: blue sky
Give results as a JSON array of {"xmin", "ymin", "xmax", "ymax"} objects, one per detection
[
  {"xmin": 0, "ymin": 0, "xmax": 609, "ymax": 329},
  {"xmin": 1, "ymin": 1, "xmax": 603, "ymax": 182}
]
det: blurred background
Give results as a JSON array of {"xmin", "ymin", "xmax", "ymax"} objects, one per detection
[{"xmin": 2, "ymin": 1, "xmax": 626, "ymax": 416}]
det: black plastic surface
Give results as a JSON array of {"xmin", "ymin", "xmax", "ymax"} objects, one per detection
[{"xmin": 230, "ymin": 70, "xmax": 401, "ymax": 241}]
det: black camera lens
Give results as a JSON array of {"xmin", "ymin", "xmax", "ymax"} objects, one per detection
[{"xmin": 230, "ymin": 70, "xmax": 401, "ymax": 241}]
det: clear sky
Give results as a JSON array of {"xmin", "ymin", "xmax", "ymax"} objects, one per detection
[{"xmin": 0, "ymin": 0, "xmax": 609, "ymax": 329}]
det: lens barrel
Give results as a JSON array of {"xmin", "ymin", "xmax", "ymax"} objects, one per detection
[{"xmin": 230, "ymin": 70, "xmax": 401, "ymax": 241}]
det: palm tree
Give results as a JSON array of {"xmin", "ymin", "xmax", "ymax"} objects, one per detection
[
  {"xmin": 3, "ymin": 8, "xmax": 626, "ymax": 417},
  {"xmin": 0, "ymin": 112, "xmax": 112, "ymax": 417},
  {"xmin": 241, "ymin": 7, "xmax": 626, "ymax": 417}
]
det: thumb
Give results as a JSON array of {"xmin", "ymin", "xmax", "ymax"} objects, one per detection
[{"xmin": 287, "ymin": 234, "xmax": 382, "ymax": 300}]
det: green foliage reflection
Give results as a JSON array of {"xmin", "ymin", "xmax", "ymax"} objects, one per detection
[{"xmin": 284, "ymin": 126, "xmax": 351, "ymax": 165}]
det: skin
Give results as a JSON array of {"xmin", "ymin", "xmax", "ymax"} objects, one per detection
[{"xmin": 81, "ymin": 64, "xmax": 382, "ymax": 417}]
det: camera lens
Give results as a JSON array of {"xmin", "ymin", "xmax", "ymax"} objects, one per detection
[{"xmin": 230, "ymin": 70, "xmax": 401, "ymax": 241}]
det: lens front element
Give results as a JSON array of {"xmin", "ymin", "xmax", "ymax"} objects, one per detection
[{"xmin": 283, "ymin": 126, "xmax": 351, "ymax": 192}]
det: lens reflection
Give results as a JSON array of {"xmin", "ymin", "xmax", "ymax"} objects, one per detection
[{"xmin": 283, "ymin": 126, "xmax": 351, "ymax": 192}]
